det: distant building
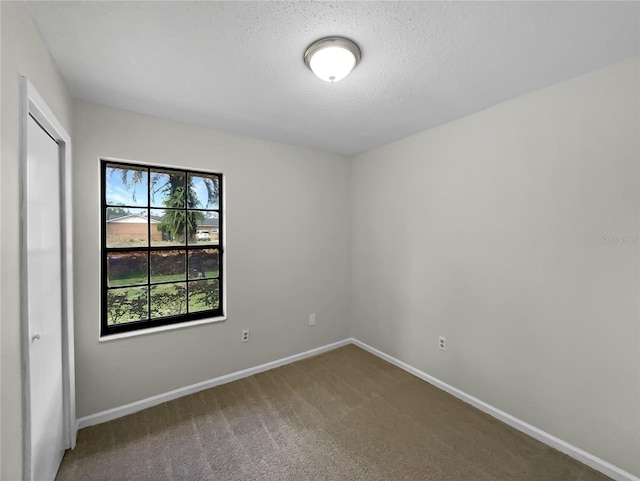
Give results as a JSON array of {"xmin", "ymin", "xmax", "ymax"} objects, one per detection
[
  {"xmin": 106, "ymin": 214, "xmax": 162, "ymax": 245},
  {"xmin": 195, "ymin": 216, "xmax": 220, "ymax": 242},
  {"xmin": 106, "ymin": 212, "xmax": 219, "ymax": 245}
]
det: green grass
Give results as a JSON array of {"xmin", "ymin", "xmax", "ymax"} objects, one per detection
[
  {"xmin": 109, "ymin": 269, "xmax": 219, "ymax": 287},
  {"xmin": 107, "ymin": 239, "xmax": 219, "ymax": 248},
  {"xmin": 108, "ymin": 273, "xmax": 148, "ymax": 287},
  {"xmin": 188, "ymin": 295, "xmax": 219, "ymax": 312},
  {"xmin": 107, "ymin": 281, "xmax": 219, "ymax": 325}
]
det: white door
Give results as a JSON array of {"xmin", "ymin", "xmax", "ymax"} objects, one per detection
[{"xmin": 26, "ymin": 114, "xmax": 66, "ymax": 481}]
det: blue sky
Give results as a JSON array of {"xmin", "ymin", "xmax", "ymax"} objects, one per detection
[
  {"xmin": 190, "ymin": 175, "xmax": 218, "ymax": 209},
  {"xmin": 106, "ymin": 166, "xmax": 148, "ymax": 207},
  {"xmin": 106, "ymin": 166, "xmax": 218, "ymax": 210}
]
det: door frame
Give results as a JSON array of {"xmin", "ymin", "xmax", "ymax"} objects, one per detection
[{"xmin": 19, "ymin": 77, "xmax": 76, "ymax": 481}]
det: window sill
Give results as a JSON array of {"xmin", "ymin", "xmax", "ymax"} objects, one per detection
[{"xmin": 99, "ymin": 315, "xmax": 227, "ymax": 342}]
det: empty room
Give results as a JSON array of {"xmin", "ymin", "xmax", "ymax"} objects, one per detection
[{"xmin": 1, "ymin": 1, "xmax": 639, "ymax": 480}]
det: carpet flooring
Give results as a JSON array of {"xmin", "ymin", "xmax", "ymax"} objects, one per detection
[{"xmin": 56, "ymin": 345, "xmax": 612, "ymax": 481}]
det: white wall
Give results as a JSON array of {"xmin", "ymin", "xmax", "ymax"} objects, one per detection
[
  {"xmin": 0, "ymin": 2, "xmax": 74, "ymax": 479},
  {"xmin": 350, "ymin": 57, "xmax": 640, "ymax": 476},
  {"xmin": 72, "ymin": 101, "xmax": 351, "ymax": 418}
]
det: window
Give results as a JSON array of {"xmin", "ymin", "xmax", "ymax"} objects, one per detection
[{"xmin": 101, "ymin": 160, "xmax": 224, "ymax": 336}]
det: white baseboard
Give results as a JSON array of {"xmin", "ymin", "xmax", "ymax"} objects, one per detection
[
  {"xmin": 350, "ymin": 338, "xmax": 639, "ymax": 481},
  {"xmin": 76, "ymin": 338, "xmax": 351, "ymax": 430}
]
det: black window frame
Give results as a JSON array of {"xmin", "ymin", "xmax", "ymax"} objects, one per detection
[{"xmin": 100, "ymin": 159, "xmax": 224, "ymax": 337}]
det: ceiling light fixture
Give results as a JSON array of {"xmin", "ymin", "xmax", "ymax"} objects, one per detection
[{"xmin": 304, "ymin": 37, "xmax": 361, "ymax": 83}]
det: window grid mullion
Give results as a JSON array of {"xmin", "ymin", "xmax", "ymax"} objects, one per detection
[
  {"xmin": 184, "ymin": 200, "xmax": 190, "ymax": 314},
  {"xmin": 146, "ymin": 166, "xmax": 152, "ymax": 320},
  {"xmin": 102, "ymin": 160, "xmax": 223, "ymax": 336}
]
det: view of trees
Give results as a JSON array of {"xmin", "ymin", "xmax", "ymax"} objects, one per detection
[
  {"xmin": 104, "ymin": 163, "xmax": 222, "ymax": 328},
  {"xmin": 117, "ymin": 167, "xmax": 217, "ymax": 243},
  {"xmin": 106, "ymin": 205, "xmax": 131, "ymax": 218}
]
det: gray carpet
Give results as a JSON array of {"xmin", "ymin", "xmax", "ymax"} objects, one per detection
[{"xmin": 56, "ymin": 345, "xmax": 612, "ymax": 480}]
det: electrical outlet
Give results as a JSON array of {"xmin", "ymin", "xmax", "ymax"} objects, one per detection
[
  {"xmin": 309, "ymin": 313, "xmax": 316, "ymax": 326},
  {"xmin": 242, "ymin": 329, "xmax": 250, "ymax": 342},
  {"xmin": 439, "ymin": 336, "xmax": 446, "ymax": 350}
]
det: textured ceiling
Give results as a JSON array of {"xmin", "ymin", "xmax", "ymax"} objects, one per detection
[{"xmin": 26, "ymin": 1, "xmax": 640, "ymax": 156}]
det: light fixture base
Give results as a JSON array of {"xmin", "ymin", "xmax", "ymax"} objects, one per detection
[{"xmin": 304, "ymin": 37, "xmax": 361, "ymax": 82}]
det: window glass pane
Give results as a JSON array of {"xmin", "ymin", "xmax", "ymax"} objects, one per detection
[
  {"xmin": 150, "ymin": 209, "xmax": 185, "ymax": 246},
  {"xmin": 106, "ymin": 286, "xmax": 148, "ymax": 325},
  {"xmin": 188, "ymin": 279, "xmax": 219, "ymax": 313},
  {"xmin": 150, "ymin": 250, "xmax": 186, "ymax": 283},
  {"xmin": 183, "ymin": 210, "xmax": 205, "ymax": 245},
  {"xmin": 150, "ymin": 169, "xmax": 185, "ymax": 209},
  {"xmin": 102, "ymin": 161, "xmax": 223, "ymax": 335},
  {"xmin": 106, "ymin": 209, "xmax": 149, "ymax": 247},
  {"xmin": 188, "ymin": 173, "xmax": 219, "ymax": 209},
  {"xmin": 105, "ymin": 164, "xmax": 148, "ymax": 207},
  {"xmin": 188, "ymin": 249, "xmax": 219, "ymax": 279},
  {"xmin": 107, "ymin": 252, "xmax": 148, "ymax": 287},
  {"xmin": 151, "ymin": 283, "xmax": 187, "ymax": 318},
  {"xmin": 188, "ymin": 211, "xmax": 219, "ymax": 245}
]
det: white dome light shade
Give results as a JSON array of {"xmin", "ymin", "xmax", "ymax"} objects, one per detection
[
  {"xmin": 309, "ymin": 46, "xmax": 356, "ymax": 82},
  {"xmin": 304, "ymin": 37, "xmax": 361, "ymax": 83}
]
